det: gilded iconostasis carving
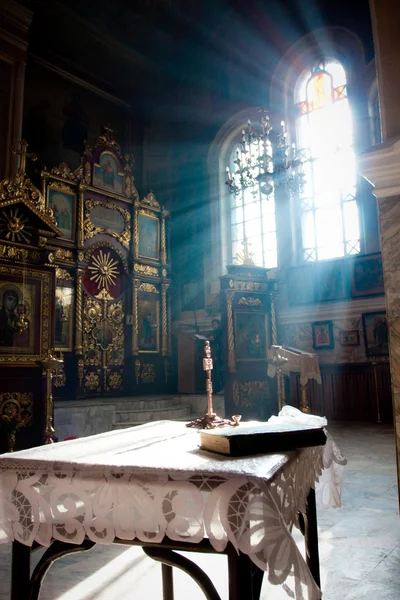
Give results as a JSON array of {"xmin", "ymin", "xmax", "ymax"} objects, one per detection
[
  {"xmin": 41, "ymin": 126, "xmax": 170, "ymax": 399},
  {"xmin": 0, "ymin": 124, "xmax": 171, "ymax": 427}
]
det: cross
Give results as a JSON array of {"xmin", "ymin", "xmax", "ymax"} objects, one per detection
[
  {"xmin": 103, "ymin": 124, "xmax": 114, "ymax": 142},
  {"xmin": 10, "ymin": 140, "xmax": 37, "ymax": 176}
]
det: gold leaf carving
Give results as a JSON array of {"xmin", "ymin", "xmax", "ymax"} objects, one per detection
[
  {"xmin": 142, "ymin": 191, "xmax": 160, "ymax": 209},
  {"xmin": 238, "ymin": 297, "xmax": 262, "ymax": 307},
  {"xmin": 0, "ymin": 244, "xmax": 40, "ymax": 263},
  {"xmin": 48, "ymin": 162, "xmax": 78, "ymax": 182},
  {"xmin": 56, "ymin": 267, "xmax": 73, "ymax": 281},
  {"xmin": 84, "ymin": 199, "xmax": 131, "ymax": 250},
  {"xmin": 54, "ymin": 248, "xmax": 74, "ymax": 262},
  {"xmin": 139, "ymin": 283, "xmax": 159, "ymax": 294},
  {"xmin": 229, "ymin": 280, "xmax": 261, "ymax": 291},
  {"xmin": 85, "ymin": 371, "xmax": 100, "ymax": 390},
  {"xmin": 134, "ymin": 263, "xmax": 158, "ymax": 276},
  {"xmin": 141, "ymin": 363, "xmax": 156, "ymax": 384},
  {"xmin": 108, "ymin": 371, "xmax": 122, "ymax": 390}
]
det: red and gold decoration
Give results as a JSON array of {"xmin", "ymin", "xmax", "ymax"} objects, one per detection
[{"xmin": 0, "ymin": 392, "xmax": 33, "ymax": 452}]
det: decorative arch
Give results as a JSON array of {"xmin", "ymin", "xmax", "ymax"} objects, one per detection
[
  {"xmin": 270, "ymin": 27, "xmax": 367, "ymax": 132},
  {"xmin": 269, "ymin": 27, "xmax": 380, "ymax": 264}
]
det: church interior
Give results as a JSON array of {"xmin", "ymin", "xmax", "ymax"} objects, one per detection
[{"xmin": 0, "ymin": 0, "xmax": 400, "ymax": 598}]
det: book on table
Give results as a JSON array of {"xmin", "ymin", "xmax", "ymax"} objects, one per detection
[{"xmin": 199, "ymin": 422, "xmax": 327, "ymax": 456}]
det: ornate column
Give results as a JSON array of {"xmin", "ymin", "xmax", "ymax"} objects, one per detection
[
  {"xmin": 360, "ymin": 141, "xmax": 400, "ymax": 499},
  {"xmin": 75, "ymin": 269, "xmax": 83, "ymax": 354},
  {"xmin": 359, "ymin": 0, "xmax": 400, "ymax": 505},
  {"xmin": 132, "ymin": 278, "xmax": 140, "ymax": 355},
  {"xmin": 161, "ymin": 282, "xmax": 169, "ymax": 356},
  {"xmin": 225, "ymin": 290, "xmax": 236, "ymax": 373}
]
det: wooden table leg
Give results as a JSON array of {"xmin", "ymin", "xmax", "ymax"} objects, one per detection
[
  {"xmin": 227, "ymin": 549, "xmax": 264, "ymax": 600},
  {"xmin": 162, "ymin": 564, "xmax": 174, "ymax": 600},
  {"xmin": 304, "ymin": 488, "xmax": 321, "ymax": 588},
  {"xmin": 11, "ymin": 541, "xmax": 31, "ymax": 600}
]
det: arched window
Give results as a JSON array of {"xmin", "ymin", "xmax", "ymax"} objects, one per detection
[
  {"xmin": 228, "ymin": 139, "xmax": 277, "ymax": 269},
  {"xmin": 294, "ymin": 60, "xmax": 360, "ymax": 262}
]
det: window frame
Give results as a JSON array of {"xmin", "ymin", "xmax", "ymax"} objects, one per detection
[{"xmin": 292, "ymin": 58, "xmax": 362, "ymax": 264}]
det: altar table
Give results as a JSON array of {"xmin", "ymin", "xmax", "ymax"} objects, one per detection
[{"xmin": 0, "ymin": 420, "xmax": 346, "ymax": 600}]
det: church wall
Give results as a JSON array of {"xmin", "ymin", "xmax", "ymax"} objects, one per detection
[{"xmin": 22, "ymin": 60, "xmax": 142, "ymax": 179}]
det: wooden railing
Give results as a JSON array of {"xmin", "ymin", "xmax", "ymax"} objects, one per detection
[{"xmin": 289, "ymin": 362, "xmax": 392, "ymax": 423}]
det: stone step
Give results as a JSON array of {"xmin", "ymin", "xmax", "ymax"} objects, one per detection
[
  {"xmin": 114, "ymin": 396, "xmax": 179, "ymax": 411},
  {"xmin": 115, "ymin": 404, "xmax": 192, "ymax": 424}
]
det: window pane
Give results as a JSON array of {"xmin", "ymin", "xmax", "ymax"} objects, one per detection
[
  {"xmin": 264, "ymin": 249, "xmax": 277, "ymax": 269},
  {"xmin": 231, "ymin": 222, "xmax": 243, "ymax": 241},
  {"xmin": 315, "ymin": 206, "xmax": 343, "ymax": 247},
  {"xmin": 230, "ymin": 193, "xmax": 243, "ymax": 209},
  {"xmin": 231, "ymin": 207, "xmax": 243, "ymax": 225},
  {"xmin": 248, "ymin": 236, "xmax": 263, "ymax": 266},
  {"xmin": 343, "ymin": 200, "xmax": 360, "ymax": 241},
  {"xmin": 244, "ymin": 201, "xmax": 261, "ymax": 222},
  {"xmin": 262, "ymin": 212, "xmax": 276, "ymax": 235},
  {"xmin": 243, "ymin": 187, "xmax": 256, "ymax": 205},
  {"xmin": 232, "ymin": 239, "xmax": 243, "ymax": 261},
  {"xmin": 301, "ymin": 211, "xmax": 315, "ymax": 249},
  {"xmin": 295, "ymin": 59, "xmax": 360, "ymax": 264},
  {"xmin": 244, "ymin": 219, "xmax": 261, "ymax": 239},
  {"xmin": 261, "ymin": 197, "xmax": 275, "ymax": 217},
  {"xmin": 263, "ymin": 232, "xmax": 277, "ymax": 251},
  {"xmin": 325, "ymin": 60, "xmax": 346, "ymax": 87}
]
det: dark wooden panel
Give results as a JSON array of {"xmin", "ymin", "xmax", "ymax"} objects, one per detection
[{"xmin": 289, "ymin": 363, "xmax": 392, "ymax": 423}]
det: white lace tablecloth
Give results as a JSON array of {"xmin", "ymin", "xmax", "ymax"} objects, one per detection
[{"xmin": 0, "ymin": 412, "xmax": 346, "ymax": 600}]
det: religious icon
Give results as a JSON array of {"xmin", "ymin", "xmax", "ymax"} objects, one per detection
[
  {"xmin": 339, "ymin": 330, "xmax": 360, "ymax": 346},
  {"xmin": 235, "ymin": 313, "xmax": 267, "ymax": 360},
  {"xmin": 47, "ymin": 187, "xmax": 76, "ymax": 240},
  {"xmin": 55, "ymin": 286, "xmax": 74, "ymax": 351},
  {"xmin": 317, "ymin": 262, "xmax": 346, "ymax": 302},
  {"xmin": 312, "ymin": 321, "xmax": 334, "ymax": 350},
  {"xmin": 138, "ymin": 214, "xmax": 159, "ymax": 260},
  {"xmin": 351, "ymin": 254, "xmax": 384, "ymax": 297},
  {"xmin": 93, "ymin": 152, "xmax": 124, "ymax": 195},
  {"xmin": 0, "ymin": 282, "xmax": 34, "ymax": 352},
  {"xmin": 138, "ymin": 298, "xmax": 159, "ymax": 352},
  {"xmin": 362, "ymin": 312, "xmax": 389, "ymax": 357}
]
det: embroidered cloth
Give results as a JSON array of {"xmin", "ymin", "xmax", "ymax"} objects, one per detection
[{"xmin": 0, "ymin": 414, "xmax": 346, "ymax": 600}]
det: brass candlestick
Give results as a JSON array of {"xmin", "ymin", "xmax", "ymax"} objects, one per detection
[
  {"xmin": 37, "ymin": 351, "xmax": 64, "ymax": 444},
  {"xmin": 270, "ymin": 353, "xmax": 288, "ymax": 412},
  {"xmin": 186, "ymin": 340, "xmax": 241, "ymax": 429}
]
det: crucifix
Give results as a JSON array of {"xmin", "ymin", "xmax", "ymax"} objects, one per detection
[
  {"xmin": 235, "ymin": 237, "xmax": 255, "ymax": 266},
  {"xmin": 10, "ymin": 140, "xmax": 37, "ymax": 176},
  {"xmin": 102, "ymin": 124, "xmax": 115, "ymax": 143}
]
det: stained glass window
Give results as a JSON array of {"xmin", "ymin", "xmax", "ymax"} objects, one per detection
[
  {"xmin": 294, "ymin": 60, "xmax": 360, "ymax": 262},
  {"xmin": 229, "ymin": 141, "xmax": 277, "ymax": 269}
]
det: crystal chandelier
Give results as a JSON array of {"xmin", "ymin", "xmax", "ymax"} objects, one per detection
[{"xmin": 225, "ymin": 109, "xmax": 305, "ymax": 198}]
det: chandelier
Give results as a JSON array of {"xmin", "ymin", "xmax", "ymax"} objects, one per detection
[{"xmin": 225, "ymin": 109, "xmax": 305, "ymax": 198}]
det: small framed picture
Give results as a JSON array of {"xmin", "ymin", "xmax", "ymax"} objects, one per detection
[
  {"xmin": 362, "ymin": 311, "xmax": 389, "ymax": 357},
  {"xmin": 312, "ymin": 321, "xmax": 334, "ymax": 350},
  {"xmin": 339, "ymin": 330, "xmax": 360, "ymax": 346}
]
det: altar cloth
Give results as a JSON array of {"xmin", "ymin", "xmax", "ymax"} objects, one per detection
[{"xmin": 0, "ymin": 418, "xmax": 346, "ymax": 600}]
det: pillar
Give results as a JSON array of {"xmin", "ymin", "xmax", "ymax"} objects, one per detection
[{"xmin": 359, "ymin": 0, "xmax": 400, "ymax": 505}]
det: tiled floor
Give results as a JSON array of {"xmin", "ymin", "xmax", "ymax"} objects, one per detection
[{"xmin": 0, "ymin": 422, "xmax": 399, "ymax": 599}]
